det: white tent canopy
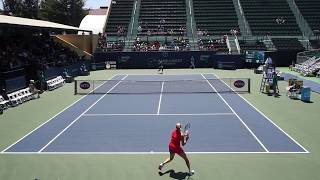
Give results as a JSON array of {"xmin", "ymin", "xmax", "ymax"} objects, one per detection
[
  {"xmin": 79, "ymin": 15, "xmax": 108, "ymax": 35},
  {"xmin": 0, "ymin": 15, "xmax": 91, "ymax": 32}
]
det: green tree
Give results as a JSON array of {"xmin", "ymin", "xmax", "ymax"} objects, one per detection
[
  {"xmin": 2, "ymin": 0, "xmax": 23, "ymax": 16},
  {"xmin": 21, "ymin": 0, "xmax": 39, "ymax": 18},
  {"xmin": 40, "ymin": 0, "xmax": 86, "ymax": 26},
  {"xmin": 2, "ymin": 0, "xmax": 39, "ymax": 18}
]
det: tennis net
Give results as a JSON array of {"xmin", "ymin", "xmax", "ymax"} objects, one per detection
[{"xmin": 74, "ymin": 78, "xmax": 250, "ymax": 95}]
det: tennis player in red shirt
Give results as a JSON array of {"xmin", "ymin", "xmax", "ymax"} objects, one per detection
[{"xmin": 158, "ymin": 123, "xmax": 194, "ymax": 176}]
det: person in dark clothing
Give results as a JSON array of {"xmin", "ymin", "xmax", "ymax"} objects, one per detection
[{"xmin": 158, "ymin": 60, "xmax": 164, "ymax": 74}]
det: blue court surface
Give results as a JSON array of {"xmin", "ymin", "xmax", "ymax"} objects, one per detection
[{"xmin": 1, "ymin": 74, "xmax": 308, "ymax": 153}]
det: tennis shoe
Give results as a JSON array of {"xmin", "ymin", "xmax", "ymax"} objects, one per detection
[
  {"xmin": 188, "ymin": 170, "xmax": 195, "ymax": 176},
  {"xmin": 158, "ymin": 163, "xmax": 163, "ymax": 171}
]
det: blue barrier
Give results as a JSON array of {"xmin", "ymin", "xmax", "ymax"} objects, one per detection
[
  {"xmin": 94, "ymin": 51, "xmax": 245, "ymax": 69},
  {"xmin": 43, "ymin": 61, "xmax": 91, "ymax": 80},
  {"xmin": 300, "ymin": 86, "xmax": 311, "ymax": 102}
]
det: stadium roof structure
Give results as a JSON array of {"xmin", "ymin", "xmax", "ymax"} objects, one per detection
[
  {"xmin": 79, "ymin": 7, "xmax": 109, "ymax": 34},
  {"xmin": 0, "ymin": 15, "xmax": 91, "ymax": 32}
]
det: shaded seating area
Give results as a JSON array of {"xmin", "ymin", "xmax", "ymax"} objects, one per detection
[
  {"xmin": 104, "ymin": 0, "xmax": 134, "ymax": 37},
  {"xmin": 309, "ymin": 40, "xmax": 320, "ymax": 49},
  {"xmin": 271, "ymin": 38, "xmax": 305, "ymax": 51},
  {"xmin": 292, "ymin": 56, "xmax": 320, "ymax": 76},
  {"xmin": 239, "ymin": 40, "xmax": 267, "ymax": 52},
  {"xmin": 198, "ymin": 38, "xmax": 228, "ymax": 53},
  {"xmin": 132, "ymin": 38, "xmax": 190, "ymax": 51},
  {"xmin": 138, "ymin": 0, "xmax": 187, "ymax": 37},
  {"xmin": 295, "ymin": 0, "xmax": 320, "ymax": 36},
  {"xmin": 193, "ymin": 0, "xmax": 240, "ymax": 36},
  {"xmin": 240, "ymin": 0, "xmax": 301, "ymax": 36}
]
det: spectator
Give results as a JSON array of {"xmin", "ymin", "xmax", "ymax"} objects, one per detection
[
  {"xmin": 265, "ymin": 57, "xmax": 273, "ymax": 65},
  {"xmin": 190, "ymin": 56, "xmax": 195, "ymax": 69},
  {"xmin": 29, "ymin": 80, "xmax": 40, "ymax": 98}
]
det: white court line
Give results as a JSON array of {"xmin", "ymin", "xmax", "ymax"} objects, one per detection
[
  {"xmin": 1, "ymin": 151, "xmax": 309, "ymax": 155},
  {"xmin": 0, "ymin": 75, "xmax": 119, "ymax": 153},
  {"xmin": 212, "ymin": 73, "xmax": 309, "ymax": 153},
  {"xmin": 83, "ymin": 113, "xmax": 235, "ymax": 116},
  {"xmin": 157, "ymin": 82, "xmax": 164, "ymax": 114},
  {"xmin": 38, "ymin": 75, "xmax": 128, "ymax": 152},
  {"xmin": 201, "ymin": 74, "xmax": 269, "ymax": 152}
]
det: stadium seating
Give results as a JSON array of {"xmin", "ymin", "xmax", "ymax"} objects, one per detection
[
  {"xmin": 240, "ymin": 0, "xmax": 301, "ymax": 36},
  {"xmin": 138, "ymin": 0, "xmax": 187, "ymax": 36},
  {"xmin": 293, "ymin": 56, "xmax": 320, "ymax": 76},
  {"xmin": 198, "ymin": 38, "xmax": 228, "ymax": 53},
  {"xmin": 271, "ymin": 38, "xmax": 305, "ymax": 51},
  {"xmin": 239, "ymin": 40, "xmax": 267, "ymax": 52},
  {"xmin": 105, "ymin": 0, "xmax": 134, "ymax": 37},
  {"xmin": 295, "ymin": 0, "xmax": 320, "ymax": 36},
  {"xmin": 193, "ymin": 0, "xmax": 240, "ymax": 36},
  {"xmin": 47, "ymin": 76, "xmax": 65, "ymax": 91},
  {"xmin": 310, "ymin": 40, "xmax": 320, "ymax": 49},
  {"xmin": 132, "ymin": 38, "xmax": 190, "ymax": 51},
  {"xmin": 0, "ymin": 34, "xmax": 82, "ymax": 72}
]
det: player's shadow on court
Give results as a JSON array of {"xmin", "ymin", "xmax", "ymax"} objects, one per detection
[{"xmin": 159, "ymin": 169, "xmax": 193, "ymax": 180}]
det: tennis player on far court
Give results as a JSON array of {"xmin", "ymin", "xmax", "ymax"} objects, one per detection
[
  {"xmin": 158, "ymin": 123, "xmax": 194, "ymax": 176},
  {"xmin": 158, "ymin": 59, "xmax": 164, "ymax": 74}
]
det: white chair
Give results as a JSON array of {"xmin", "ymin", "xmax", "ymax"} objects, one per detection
[
  {"xmin": 23, "ymin": 88, "xmax": 33, "ymax": 100},
  {"xmin": 8, "ymin": 92, "xmax": 22, "ymax": 106},
  {"xmin": 47, "ymin": 76, "xmax": 65, "ymax": 90},
  {"xmin": 0, "ymin": 95, "xmax": 10, "ymax": 109},
  {"xmin": 18, "ymin": 89, "xmax": 28, "ymax": 102}
]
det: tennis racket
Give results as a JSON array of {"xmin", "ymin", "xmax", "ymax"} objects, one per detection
[
  {"xmin": 183, "ymin": 122, "xmax": 191, "ymax": 134},
  {"xmin": 183, "ymin": 122, "xmax": 191, "ymax": 142}
]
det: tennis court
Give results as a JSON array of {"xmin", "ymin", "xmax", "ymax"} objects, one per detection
[{"xmin": 1, "ymin": 73, "xmax": 307, "ymax": 153}]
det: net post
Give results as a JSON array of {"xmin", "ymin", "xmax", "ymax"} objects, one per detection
[
  {"xmin": 248, "ymin": 78, "xmax": 251, "ymax": 93},
  {"xmin": 74, "ymin": 80, "xmax": 77, "ymax": 95},
  {"xmin": 92, "ymin": 80, "xmax": 95, "ymax": 94}
]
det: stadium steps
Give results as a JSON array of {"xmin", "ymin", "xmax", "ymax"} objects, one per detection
[
  {"xmin": 286, "ymin": 0, "xmax": 314, "ymax": 38},
  {"xmin": 186, "ymin": 0, "xmax": 199, "ymax": 50},
  {"xmin": 186, "ymin": 0, "xmax": 197, "ymax": 41},
  {"xmin": 228, "ymin": 36, "xmax": 239, "ymax": 54},
  {"xmin": 300, "ymin": 40, "xmax": 313, "ymax": 51},
  {"xmin": 232, "ymin": 0, "xmax": 252, "ymax": 36},
  {"xmin": 127, "ymin": 0, "xmax": 141, "ymax": 39},
  {"xmin": 263, "ymin": 39, "xmax": 277, "ymax": 51},
  {"xmin": 240, "ymin": 0, "xmax": 302, "ymax": 36},
  {"xmin": 295, "ymin": 0, "xmax": 320, "ymax": 36},
  {"xmin": 124, "ymin": 40, "xmax": 134, "ymax": 52}
]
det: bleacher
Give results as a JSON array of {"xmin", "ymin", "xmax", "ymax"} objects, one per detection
[
  {"xmin": 138, "ymin": 0, "xmax": 187, "ymax": 36},
  {"xmin": 271, "ymin": 38, "xmax": 305, "ymax": 51},
  {"xmin": 310, "ymin": 40, "xmax": 320, "ymax": 49},
  {"xmin": 293, "ymin": 56, "xmax": 320, "ymax": 76},
  {"xmin": 239, "ymin": 40, "xmax": 267, "ymax": 52},
  {"xmin": 240, "ymin": 0, "xmax": 301, "ymax": 36},
  {"xmin": 105, "ymin": 0, "xmax": 134, "ymax": 37},
  {"xmin": 295, "ymin": 0, "xmax": 320, "ymax": 36},
  {"xmin": 198, "ymin": 38, "xmax": 228, "ymax": 53},
  {"xmin": 193, "ymin": 0, "xmax": 240, "ymax": 36}
]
